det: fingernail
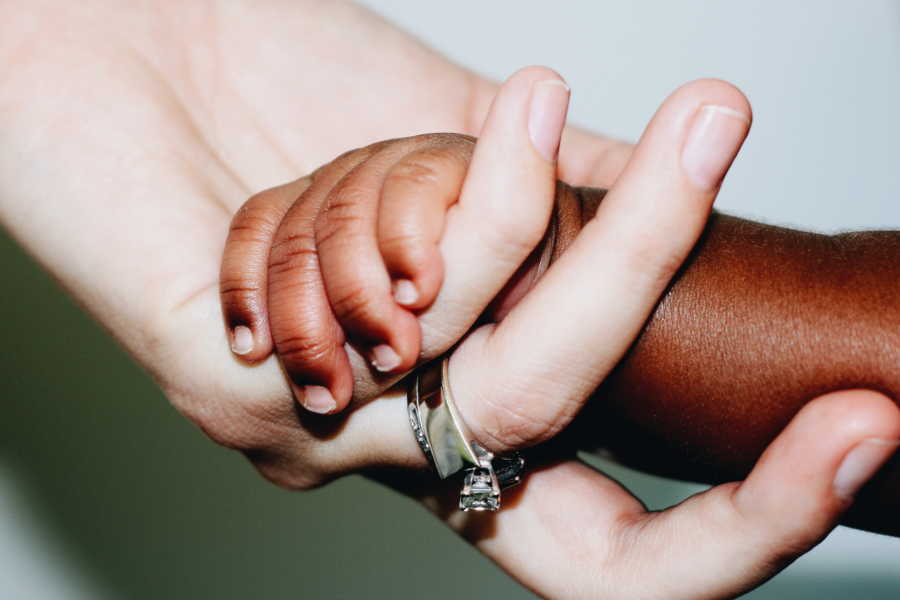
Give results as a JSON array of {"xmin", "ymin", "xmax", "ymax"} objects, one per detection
[
  {"xmin": 833, "ymin": 438, "xmax": 899, "ymax": 501},
  {"xmin": 300, "ymin": 385, "xmax": 336, "ymax": 414},
  {"xmin": 392, "ymin": 279, "xmax": 419, "ymax": 306},
  {"xmin": 528, "ymin": 79, "xmax": 570, "ymax": 162},
  {"xmin": 231, "ymin": 325, "xmax": 254, "ymax": 355},
  {"xmin": 370, "ymin": 344, "xmax": 401, "ymax": 373},
  {"xmin": 681, "ymin": 105, "xmax": 750, "ymax": 190}
]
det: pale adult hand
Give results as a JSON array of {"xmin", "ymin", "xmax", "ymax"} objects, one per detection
[{"xmin": 0, "ymin": 1, "xmax": 624, "ymax": 483}]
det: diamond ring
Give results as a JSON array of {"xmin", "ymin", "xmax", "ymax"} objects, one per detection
[{"xmin": 407, "ymin": 357, "xmax": 524, "ymax": 511}]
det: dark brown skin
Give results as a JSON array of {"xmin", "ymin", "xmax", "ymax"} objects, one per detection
[{"xmin": 558, "ymin": 187, "xmax": 900, "ymax": 535}]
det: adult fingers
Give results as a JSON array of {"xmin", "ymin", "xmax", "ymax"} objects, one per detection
[
  {"xmin": 449, "ymin": 78, "xmax": 752, "ymax": 451},
  {"xmin": 377, "ymin": 135, "xmax": 474, "ymax": 311},
  {"xmin": 219, "ymin": 178, "xmax": 309, "ymax": 362},
  {"xmin": 415, "ymin": 65, "xmax": 570, "ymax": 352}
]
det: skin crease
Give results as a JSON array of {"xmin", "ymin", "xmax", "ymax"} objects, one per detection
[{"xmin": 548, "ymin": 185, "xmax": 900, "ymax": 536}]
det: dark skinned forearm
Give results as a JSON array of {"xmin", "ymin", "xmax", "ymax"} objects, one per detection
[{"xmin": 553, "ymin": 186, "xmax": 900, "ymax": 536}]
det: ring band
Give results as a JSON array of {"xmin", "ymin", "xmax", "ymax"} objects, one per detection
[{"xmin": 407, "ymin": 357, "xmax": 524, "ymax": 511}]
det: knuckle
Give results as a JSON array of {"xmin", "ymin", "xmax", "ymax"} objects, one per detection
[
  {"xmin": 218, "ymin": 281, "xmax": 263, "ymax": 324},
  {"xmin": 228, "ymin": 216, "xmax": 278, "ymax": 245},
  {"xmin": 276, "ymin": 332, "xmax": 336, "ymax": 367},
  {"xmin": 315, "ymin": 185, "xmax": 370, "ymax": 248},
  {"xmin": 417, "ymin": 134, "xmax": 477, "ymax": 165},
  {"xmin": 229, "ymin": 189, "xmax": 291, "ymax": 238},
  {"xmin": 314, "ymin": 216, "xmax": 359, "ymax": 251},
  {"xmin": 330, "ymin": 147, "xmax": 365, "ymax": 166},
  {"xmin": 387, "ymin": 143, "xmax": 470, "ymax": 193},
  {"xmin": 239, "ymin": 189, "xmax": 277, "ymax": 212},
  {"xmin": 268, "ymin": 230, "xmax": 318, "ymax": 273},
  {"xmin": 378, "ymin": 230, "xmax": 419, "ymax": 254},
  {"xmin": 219, "ymin": 277, "xmax": 261, "ymax": 302},
  {"xmin": 410, "ymin": 132, "xmax": 476, "ymax": 149},
  {"xmin": 326, "ymin": 180, "xmax": 371, "ymax": 216},
  {"xmin": 230, "ymin": 198, "xmax": 277, "ymax": 234},
  {"xmin": 315, "ymin": 214, "xmax": 364, "ymax": 250},
  {"xmin": 386, "ymin": 157, "xmax": 442, "ymax": 189},
  {"xmin": 271, "ymin": 228, "xmax": 317, "ymax": 255},
  {"xmin": 329, "ymin": 284, "xmax": 383, "ymax": 324},
  {"xmin": 327, "ymin": 142, "xmax": 384, "ymax": 173},
  {"xmin": 429, "ymin": 135, "xmax": 476, "ymax": 164}
]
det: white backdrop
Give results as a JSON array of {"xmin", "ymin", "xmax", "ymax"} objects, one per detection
[{"xmin": 362, "ymin": 0, "xmax": 900, "ymax": 232}]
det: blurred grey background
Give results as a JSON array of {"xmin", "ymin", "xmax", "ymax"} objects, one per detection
[{"xmin": 2, "ymin": 1, "xmax": 899, "ymax": 598}]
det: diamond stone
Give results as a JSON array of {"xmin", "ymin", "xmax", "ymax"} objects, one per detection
[{"xmin": 459, "ymin": 467, "xmax": 500, "ymax": 511}]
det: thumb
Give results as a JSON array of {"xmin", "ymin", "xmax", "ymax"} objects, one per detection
[
  {"xmin": 623, "ymin": 389, "xmax": 900, "ymax": 599},
  {"xmin": 450, "ymin": 78, "xmax": 752, "ymax": 451},
  {"xmin": 416, "ymin": 65, "xmax": 570, "ymax": 351}
]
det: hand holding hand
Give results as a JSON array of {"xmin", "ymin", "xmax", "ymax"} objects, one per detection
[
  {"xmin": 219, "ymin": 68, "xmax": 900, "ymax": 599},
  {"xmin": 4, "ymin": 3, "xmax": 897, "ymax": 597}
]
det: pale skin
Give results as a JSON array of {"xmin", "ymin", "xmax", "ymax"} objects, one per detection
[{"xmin": 2, "ymin": 2, "xmax": 898, "ymax": 598}]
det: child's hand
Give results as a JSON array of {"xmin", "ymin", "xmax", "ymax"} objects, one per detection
[
  {"xmin": 221, "ymin": 132, "xmax": 473, "ymax": 368},
  {"xmin": 220, "ymin": 69, "xmax": 572, "ymax": 414},
  {"xmin": 220, "ymin": 131, "xmax": 582, "ymax": 398}
]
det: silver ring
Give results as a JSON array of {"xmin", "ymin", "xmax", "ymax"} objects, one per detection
[{"xmin": 407, "ymin": 357, "xmax": 524, "ymax": 512}]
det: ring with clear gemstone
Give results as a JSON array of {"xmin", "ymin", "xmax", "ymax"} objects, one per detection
[{"xmin": 407, "ymin": 357, "xmax": 524, "ymax": 512}]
